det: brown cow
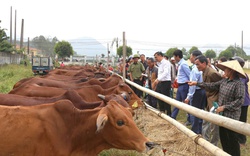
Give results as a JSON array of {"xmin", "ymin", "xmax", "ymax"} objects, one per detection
[
  {"xmin": 98, "ymin": 93, "xmax": 135, "ymax": 115},
  {"xmin": 12, "ymin": 67, "xmax": 101, "ymax": 89},
  {"xmin": 12, "ymin": 74, "xmax": 123, "ymax": 90},
  {"xmin": 75, "ymin": 83, "xmax": 143, "ymax": 108},
  {"xmin": 1, "ymin": 90, "xmax": 133, "ymax": 112},
  {"xmin": 0, "ymin": 100, "xmax": 155, "ymax": 155},
  {"xmin": 9, "ymin": 83, "xmax": 143, "ymax": 108},
  {"xmin": 12, "ymin": 77, "xmax": 33, "ymax": 89},
  {"xmin": 9, "ymin": 83, "xmax": 66, "ymax": 97},
  {"xmin": 0, "ymin": 90, "xmax": 103, "ymax": 109}
]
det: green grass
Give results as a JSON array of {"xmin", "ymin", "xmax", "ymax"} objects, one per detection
[
  {"xmin": 243, "ymin": 68, "xmax": 250, "ymax": 73},
  {"xmin": 0, "ymin": 64, "xmax": 34, "ymax": 93},
  {"xmin": 0, "ymin": 64, "xmax": 249, "ymax": 155},
  {"xmin": 99, "ymin": 149, "xmax": 140, "ymax": 156}
]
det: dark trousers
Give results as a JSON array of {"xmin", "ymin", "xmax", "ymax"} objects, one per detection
[
  {"xmin": 148, "ymin": 80, "xmax": 157, "ymax": 108},
  {"xmin": 132, "ymin": 79, "xmax": 143, "ymax": 98},
  {"xmin": 190, "ymin": 89, "xmax": 206, "ymax": 134},
  {"xmin": 171, "ymin": 83, "xmax": 189, "ymax": 119},
  {"xmin": 156, "ymin": 81, "xmax": 171, "ymax": 116},
  {"xmin": 219, "ymin": 126, "xmax": 240, "ymax": 156},
  {"xmin": 236, "ymin": 105, "xmax": 249, "ymax": 144}
]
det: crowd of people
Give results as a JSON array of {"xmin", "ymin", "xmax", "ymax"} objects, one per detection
[{"xmin": 116, "ymin": 49, "xmax": 249, "ymax": 156}]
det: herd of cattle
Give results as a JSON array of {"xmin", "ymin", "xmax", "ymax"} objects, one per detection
[{"xmin": 0, "ymin": 65, "xmax": 157, "ymax": 155}]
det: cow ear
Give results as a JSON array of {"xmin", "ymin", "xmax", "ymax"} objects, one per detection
[{"xmin": 96, "ymin": 114, "xmax": 108, "ymax": 133}]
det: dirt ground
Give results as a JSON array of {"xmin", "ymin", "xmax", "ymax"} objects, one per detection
[{"xmin": 133, "ymin": 106, "xmax": 214, "ymax": 156}]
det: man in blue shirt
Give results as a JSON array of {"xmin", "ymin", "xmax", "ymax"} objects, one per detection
[
  {"xmin": 184, "ymin": 51, "xmax": 206, "ymax": 134},
  {"xmin": 171, "ymin": 49, "xmax": 190, "ymax": 122}
]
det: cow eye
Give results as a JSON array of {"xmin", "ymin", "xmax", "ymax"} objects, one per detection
[
  {"xmin": 128, "ymin": 92, "xmax": 132, "ymax": 94},
  {"xmin": 117, "ymin": 120, "xmax": 124, "ymax": 126},
  {"xmin": 121, "ymin": 94, "xmax": 127, "ymax": 100}
]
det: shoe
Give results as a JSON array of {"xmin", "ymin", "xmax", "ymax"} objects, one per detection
[{"xmin": 184, "ymin": 121, "xmax": 191, "ymax": 126}]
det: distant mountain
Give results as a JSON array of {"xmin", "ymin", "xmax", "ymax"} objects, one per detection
[
  {"xmin": 200, "ymin": 43, "xmax": 225, "ymax": 51},
  {"xmin": 69, "ymin": 37, "xmax": 107, "ymax": 56}
]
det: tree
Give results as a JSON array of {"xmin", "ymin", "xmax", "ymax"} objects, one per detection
[
  {"xmin": 188, "ymin": 46, "xmax": 199, "ymax": 54},
  {"xmin": 204, "ymin": 49, "xmax": 216, "ymax": 59},
  {"xmin": 181, "ymin": 47, "xmax": 187, "ymax": 56},
  {"xmin": 31, "ymin": 35, "xmax": 58, "ymax": 57},
  {"xmin": 218, "ymin": 50, "xmax": 233, "ymax": 59},
  {"xmin": 117, "ymin": 46, "xmax": 132, "ymax": 57},
  {"xmin": 0, "ymin": 21, "xmax": 13, "ymax": 52},
  {"xmin": 0, "ymin": 28, "xmax": 8, "ymax": 42},
  {"xmin": 166, "ymin": 47, "xmax": 178, "ymax": 58},
  {"xmin": 218, "ymin": 45, "xmax": 247, "ymax": 60},
  {"xmin": 54, "ymin": 40, "xmax": 73, "ymax": 59},
  {"xmin": 226, "ymin": 45, "xmax": 247, "ymax": 58},
  {"xmin": 0, "ymin": 40, "xmax": 13, "ymax": 52}
]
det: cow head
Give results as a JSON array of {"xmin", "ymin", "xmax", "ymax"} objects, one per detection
[
  {"xmin": 118, "ymin": 83, "xmax": 144, "ymax": 109},
  {"xmin": 96, "ymin": 101, "xmax": 154, "ymax": 152},
  {"xmin": 97, "ymin": 94, "xmax": 134, "ymax": 116}
]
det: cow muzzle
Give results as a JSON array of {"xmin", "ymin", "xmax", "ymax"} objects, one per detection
[{"xmin": 145, "ymin": 142, "xmax": 160, "ymax": 151}]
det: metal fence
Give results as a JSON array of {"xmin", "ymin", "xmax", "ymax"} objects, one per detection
[
  {"xmin": 0, "ymin": 52, "xmax": 25, "ymax": 65},
  {"xmin": 63, "ymin": 55, "xmax": 118, "ymax": 66}
]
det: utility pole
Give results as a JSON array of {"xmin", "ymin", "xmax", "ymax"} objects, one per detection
[
  {"xmin": 241, "ymin": 30, "xmax": 243, "ymax": 56},
  {"xmin": 110, "ymin": 38, "xmax": 115, "ymax": 52},
  {"xmin": 20, "ymin": 19, "xmax": 24, "ymax": 49},
  {"xmin": 27, "ymin": 37, "xmax": 30, "ymax": 55},
  {"xmin": 116, "ymin": 37, "xmax": 118, "ymax": 58},
  {"xmin": 122, "ymin": 32, "xmax": 126, "ymax": 79},
  {"xmin": 241, "ymin": 31, "xmax": 243, "ymax": 49},
  {"xmin": 14, "ymin": 10, "xmax": 17, "ymax": 49},
  {"xmin": 110, "ymin": 38, "xmax": 118, "ymax": 65},
  {"xmin": 234, "ymin": 43, "xmax": 236, "ymax": 56},
  {"xmin": 107, "ymin": 43, "xmax": 109, "ymax": 67},
  {"xmin": 10, "ymin": 6, "xmax": 12, "ymax": 44}
]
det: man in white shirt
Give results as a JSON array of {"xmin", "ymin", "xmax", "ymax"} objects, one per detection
[{"xmin": 153, "ymin": 51, "xmax": 172, "ymax": 116}]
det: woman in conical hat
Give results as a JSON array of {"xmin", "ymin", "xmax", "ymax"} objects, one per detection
[
  {"xmin": 216, "ymin": 60, "xmax": 246, "ymax": 79},
  {"xmin": 188, "ymin": 60, "xmax": 245, "ymax": 156},
  {"xmin": 229, "ymin": 56, "xmax": 250, "ymax": 146}
]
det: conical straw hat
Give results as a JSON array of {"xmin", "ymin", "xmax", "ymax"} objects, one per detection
[{"xmin": 216, "ymin": 60, "xmax": 246, "ymax": 78}]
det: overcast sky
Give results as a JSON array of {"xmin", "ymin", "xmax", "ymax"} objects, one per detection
[{"xmin": 1, "ymin": 0, "xmax": 250, "ymax": 55}]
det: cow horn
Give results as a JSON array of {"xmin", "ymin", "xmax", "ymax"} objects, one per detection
[
  {"xmin": 96, "ymin": 114, "xmax": 108, "ymax": 133},
  {"xmin": 97, "ymin": 94, "xmax": 106, "ymax": 100}
]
